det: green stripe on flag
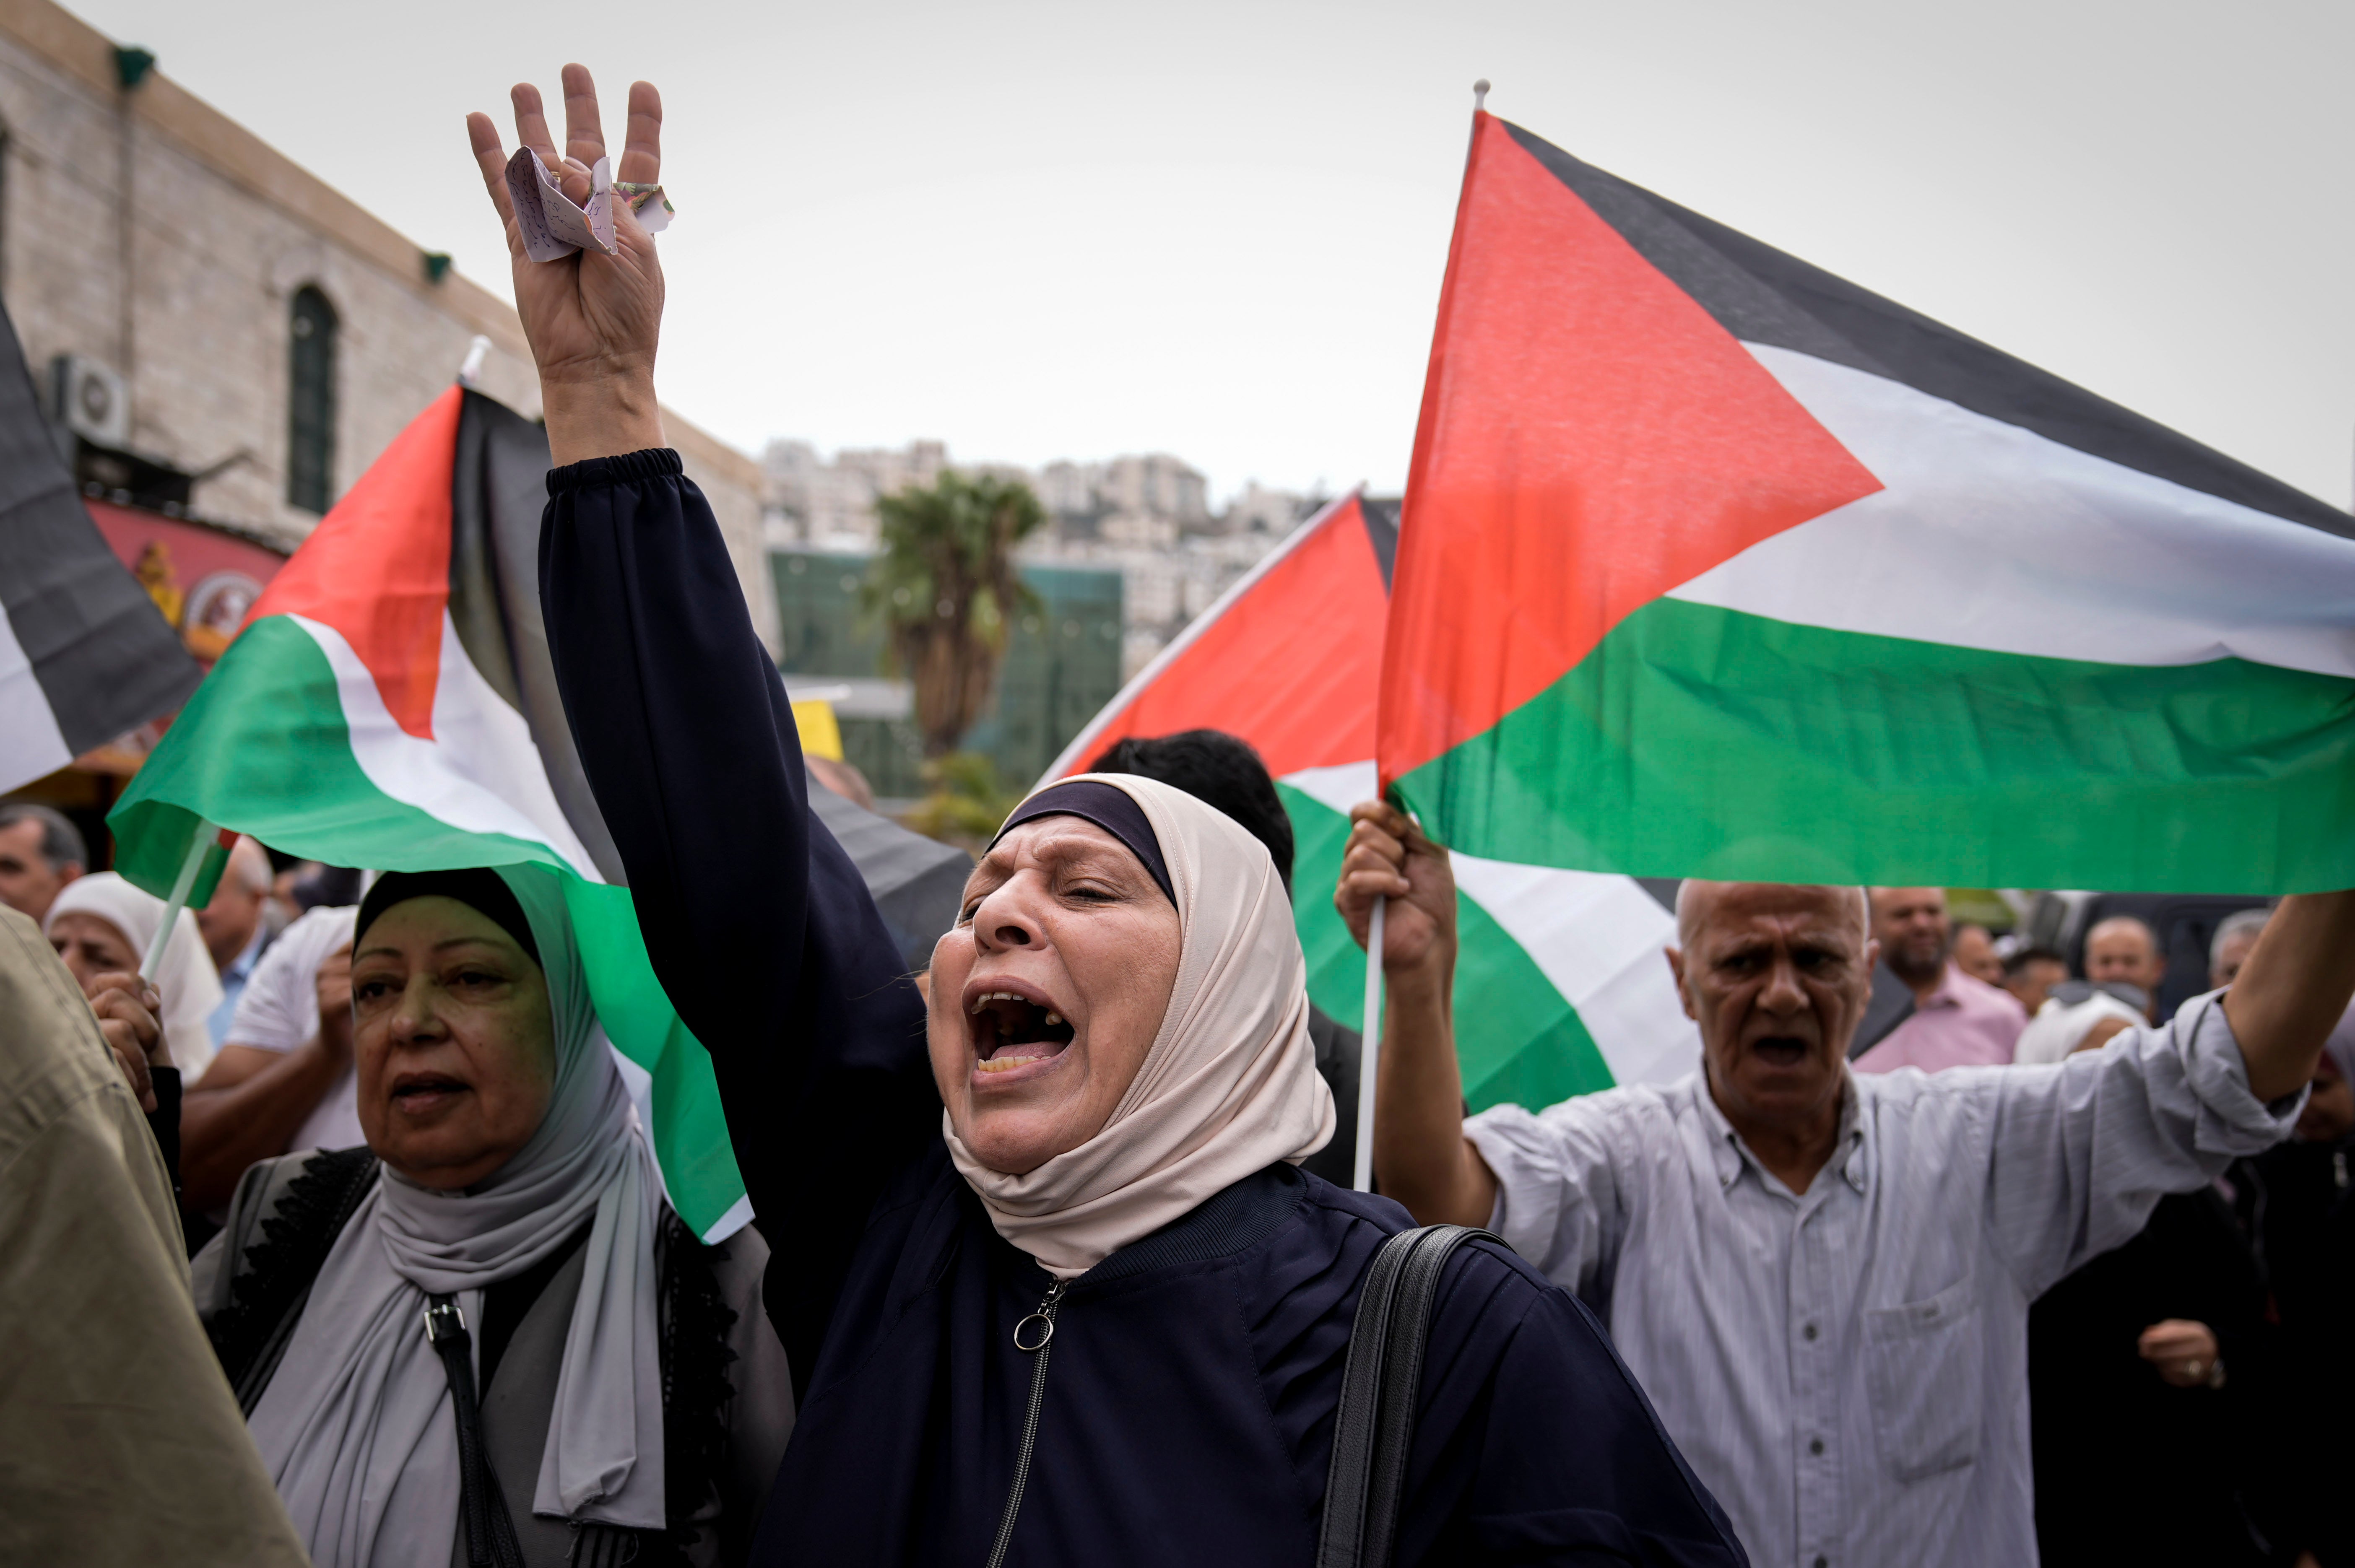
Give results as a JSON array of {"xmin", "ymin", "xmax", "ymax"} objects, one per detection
[
  {"xmin": 1282, "ymin": 780, "xmax": 1372, "ymax": 1032},
  {"xmin": 1279, "ymin": 781, "xmax": 1614, "ymax": 1113},
  {"xmin": 110, "ymin": 616, "xmax": 747, "ymax": 1238},
  {"xmin": 1398, "ymin": 596, "xmax": 2355, "ymax": 894},
  {"xmin": 110, "ymin": 618, "xmax": 559, "ymax": 887}
]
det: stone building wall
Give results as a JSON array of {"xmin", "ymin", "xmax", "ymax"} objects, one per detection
[{"xmin": 0, "ymin": 0, "xmax": 775, "ymax": 649}]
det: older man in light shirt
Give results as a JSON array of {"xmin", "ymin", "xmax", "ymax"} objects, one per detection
[{"xmin": 1338, "ymin": 802, "xmax": 2350, "ymax": 1568}]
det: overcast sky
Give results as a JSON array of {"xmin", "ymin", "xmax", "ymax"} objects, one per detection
[{"xmin": 66, "ymin": 0, "xmax": 2354, "ymax": 508}]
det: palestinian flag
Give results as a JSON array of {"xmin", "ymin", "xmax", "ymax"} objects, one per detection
[
  {"xmin": 0, "ymin": 301, "xmax": 199, "ymax": 793},
  {"xmin": 1382, "ymin": 112, "xmax": 2355, "ymax": 893},
  {"xmin": 1048, "ymin": 492, "xmax": 1697, "ymax": 1111},
  {"xmin": 109, "ymin": 388, "xmax": 748, "ymax": 1240}
]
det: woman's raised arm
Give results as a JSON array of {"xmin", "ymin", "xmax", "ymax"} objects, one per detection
[{"xmin": 473, "ymin": 69, "xmax": 934, "ymax": 1392}]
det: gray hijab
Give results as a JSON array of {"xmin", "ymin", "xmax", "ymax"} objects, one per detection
[{"xmin": 246, "ymin": 865, "xmax": 665, "ymax": 1567}]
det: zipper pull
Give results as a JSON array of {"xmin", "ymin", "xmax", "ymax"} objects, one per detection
[{"xmin": 1014, "ymin": 1278, "xmax": 1066, "ymax": 1352}]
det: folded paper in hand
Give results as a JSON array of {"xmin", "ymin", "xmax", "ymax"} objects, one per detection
[{"xmin": 504, "ymin": 150, "xmax": 673, "ymax": 263}]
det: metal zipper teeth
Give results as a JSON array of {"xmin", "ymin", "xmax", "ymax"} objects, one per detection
[{"xmin": 984, "ymin": 1278, "xmax": 1068, "ymax": 1568}]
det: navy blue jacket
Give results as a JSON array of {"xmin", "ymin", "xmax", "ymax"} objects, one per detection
[{"xmin": 539, "ymin": 451, "xmax": 1746, "ymax": 1567}]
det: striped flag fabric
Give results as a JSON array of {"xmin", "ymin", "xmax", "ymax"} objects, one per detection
[
  {"xmin": 108, "ymin": 387, "xmax": 748, "ymax": 1240},
  {"xmin": 0, "ymin": 302, "xmax": 200, "ymax": 793},
  {"xmin": 1047, "ymin": 492, "xmax": 1697, "ymax": 1112},
  {"xmin": 1382, "ymin": 112, "xmax": 2355, "ymax": 894}
]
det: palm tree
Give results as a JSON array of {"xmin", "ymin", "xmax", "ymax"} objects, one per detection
[{"xmin": 863, "ymin": 470, "xmax": 1047, "ymax": 757}]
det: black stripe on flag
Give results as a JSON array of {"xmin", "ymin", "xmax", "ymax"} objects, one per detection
[
  {"xmin": 447, "ymin": 389, "xmax": 629, "ymax": 885},
  {"xmin": 1500, "ymin": 119, "xmax": 2353, "ymax": 540},
  {"xmin": 1359, "ymin": 495, "xmax": 1399, "ymax": 592},
  {"xmin": 0, "ymin": 301, "xmax": 199, "ymax": 755}
]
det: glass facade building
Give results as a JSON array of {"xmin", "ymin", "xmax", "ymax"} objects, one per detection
[{"xmin": 770, "ymin": 549, "xmax": 1125, "ymax": 800}]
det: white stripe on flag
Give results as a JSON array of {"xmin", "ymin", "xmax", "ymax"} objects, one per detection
[
  {"xmin": 1664, "ymin": 345, "xmax": 2355, "ymax": 680},
  {"xmin": 292, "ymin": 612, "xmax": 604, "ymax": 879},
  {"xmin": 0, "ymin": 597, "xmax": 71, "ymax": 795},
  {"xmin": 1445, "ymin": 854, "xmax": 1698, "ymax": 1088},
  {"xmin": 1283, "ymin": 761, "xmax": 1698, "ymax": 1089}
]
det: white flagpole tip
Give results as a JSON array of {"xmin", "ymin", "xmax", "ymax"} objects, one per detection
[
  {"xmin": 457, "ymin": 334, "xmax": 492, "ymax": 387},
  {"xmin": 1473, "ymin": 79, "xmax": 1490, "ymax": 111}
]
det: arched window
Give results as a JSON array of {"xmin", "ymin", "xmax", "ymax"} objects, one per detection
[{"xmin": 286, "ymin": 285, "xmax": 338, "ymax": 514}]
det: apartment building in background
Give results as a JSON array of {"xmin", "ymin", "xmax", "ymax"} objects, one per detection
[{"xmin": 763, "ymin": 436, "xmax": 1323, "ymax": 679}]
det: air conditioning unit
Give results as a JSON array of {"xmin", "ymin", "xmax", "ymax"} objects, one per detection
[{"xmin": 52, "ymin": 353, "xmax": 129, "ymax": 448}]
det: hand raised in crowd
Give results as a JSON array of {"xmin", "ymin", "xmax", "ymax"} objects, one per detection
[
  {"xmin": 314, "ymin": 945, "xmax": 355, "ymax": 1065},
  {"xmin": 1335, "ymin": 800, "xmax": 1458, "ymax": 977},
  {"xmin": 466, "ymin": 64, "xmax": 667, "ymax": 465},
  {"xmin": 2137, "ymin": 1318, "xmax": 2224, "ymax": 1389},
  {"xmin": 86, "ymin": 969, "xmax": 167, "ymax": 1112}
]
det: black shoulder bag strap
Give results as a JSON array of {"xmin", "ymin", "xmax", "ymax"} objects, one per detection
[
  {"xmin": 423, "ymin": 1297, "xmax": 528, "ymax": 1568},
  {"xmin": 1316, "ymin": 1224, "xmax": 1504, "ymax": 1568}
]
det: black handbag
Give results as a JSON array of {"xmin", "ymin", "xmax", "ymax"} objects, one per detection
[{"xmin": 1316, "ymin": 1224, "xmax": 1505, "ymax": 1568}]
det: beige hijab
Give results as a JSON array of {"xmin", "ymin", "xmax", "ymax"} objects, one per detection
[
  {"xmin": 946, "ymin": 773, "xmax": 1336, "ymax": 1277},
  {"xmin": 44, "ymin": 871, "xmax": 225, "ymax": 1083}
]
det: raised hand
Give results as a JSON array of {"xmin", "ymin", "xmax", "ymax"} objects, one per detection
[
  {"xmin": 314, "ymin": 944, "xmax": 355, "ymax": 1065},
  {"xmin": 467, "ymin": 64, "xmax": 667, "ymax": 465}
]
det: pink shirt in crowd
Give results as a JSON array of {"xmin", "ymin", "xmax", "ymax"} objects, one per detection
[{"xmin": 1853, "ymin": 961, "xmax": 2027, "ymax": 1074}]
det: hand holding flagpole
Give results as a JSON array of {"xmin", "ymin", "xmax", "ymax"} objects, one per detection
[{"xmin": 1336, "ymin": 802, "xmax": 1460, "ymax": 1194}]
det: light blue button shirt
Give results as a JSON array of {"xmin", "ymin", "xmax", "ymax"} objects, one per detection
[
  {"xmin": 205, "ymin": 929, "xmax": 267, "ymax": 1051},
  {"xmin": 1466, "ymin": 990, "xmax": 2298, "ymax": 1568}
]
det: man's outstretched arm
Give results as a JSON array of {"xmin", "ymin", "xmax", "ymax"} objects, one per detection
[
  {"xmin": 1335, "ymin": 800, "xmax": 1496, "ymax": 1227},
  {"xmin": 2222, "ymin": 890, "xmax": 2355, "ymax": 1100}
]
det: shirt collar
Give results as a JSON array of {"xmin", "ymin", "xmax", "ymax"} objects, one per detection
[
  {"xmin": 1918, "ymin": 962, "xmax": 1965, "ymax": 1012},
  {"xmin": 1693, "ymin": 1069, "xmax": 1870, "ymax": 1197},
  {"xmin": 227, "ymin": 927, "xmax": 267, "ymax": 981}
]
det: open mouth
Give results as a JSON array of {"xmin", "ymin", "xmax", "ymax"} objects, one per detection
[
  {"xmin": 1750, "ymin": 1036, "xmax": 1808, "ymax": 1068},
  {"xmin": 390, "ymin": 1072, "xmax": 470, "ymax": 1111},
  {"xmin": 969, "ymin": 988, "xmax": 1076, "ymax": 1074}
]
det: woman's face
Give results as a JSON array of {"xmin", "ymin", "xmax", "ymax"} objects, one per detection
[
  {"xmin": 49, "ymin": 911, "xmax": 138, "ymax": 993},
  {"xmin": 931, "ymin": 818, "xmax": 1181, "ymax": 1175},
  {"xmin": 351, "ymin": 896, "xmax": 556, "ymax": 1190}
]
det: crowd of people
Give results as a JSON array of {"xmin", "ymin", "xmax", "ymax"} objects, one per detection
[{"xmin": 4, "ymin": 63, "xmax": 2353, "ymax": 1568}]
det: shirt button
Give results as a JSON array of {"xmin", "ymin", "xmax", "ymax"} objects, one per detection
[
  {"xmin": 1803, "ymin": 1322, "xmax": 1819, "ymax": 1341},
  {"xmin": 1809, "ymin": 1437, "xmax": 1825, "ymax": 1456}
]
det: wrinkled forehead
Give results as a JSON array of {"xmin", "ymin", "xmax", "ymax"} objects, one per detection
[
  {"xmin": 967, "ymin": 816, "xmax": 1152, "ymax": 894},
  {"xmin": 1681, "ymin": 881, "xmax": 1868, "ymax": 951}
]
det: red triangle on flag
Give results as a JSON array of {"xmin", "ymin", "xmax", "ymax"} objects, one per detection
[
  {"xmin": 1049, "ymin": 493, "xmax": 1388, "ymax": 783},
  {"xmin": 1378, "ymin": 114, "xmax": 1883, "ymax": 787},
  {"xmin": 243, "ymin": 387, "xmax": 462, "ymax": 741}
]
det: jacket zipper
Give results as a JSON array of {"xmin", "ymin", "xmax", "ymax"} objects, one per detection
[{"xmin": 983, "ymin": 1277, "xmax": 1068, "ymax": 1568}]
